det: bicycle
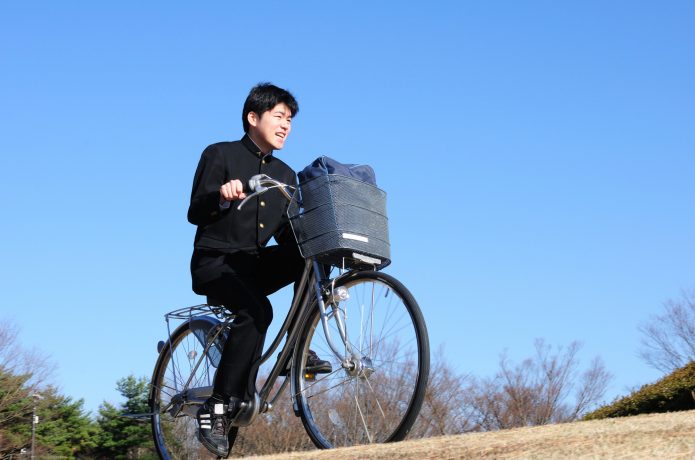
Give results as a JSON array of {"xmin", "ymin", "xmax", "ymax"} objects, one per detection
[{"xmin": 149, "ymin": 172, "xmax": 430, "ymax": 459}]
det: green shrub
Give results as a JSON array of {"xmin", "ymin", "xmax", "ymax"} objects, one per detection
[{"xmin": 585, "ymin": 361, "xmax": 695, "ymax": 420}]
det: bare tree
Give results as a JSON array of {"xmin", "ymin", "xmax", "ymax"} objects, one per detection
[
  {"xmin": 234, "ymin": 345, "xmax": 473, "ymax": 454},
  {"xmin": 409, "ymin": 347, "xmax": 476, "ymax": 437},
  {"xmin": 0, "ymin": 319, "xmax": 55, "ymax": 457},
  {"xmin": 639, "ymin": 290, "xmax": 695, "ymax": 373},
  {"xmin": 0, "ymin": 319, "xmax": 53, "ymax": 421},
  {"xmin": 467, "ymin": 339, "xmax": 611, "ymax": 430},
  {"xmin": 221, "ymin": 339, "xmax": 611, "ymax": 455}
]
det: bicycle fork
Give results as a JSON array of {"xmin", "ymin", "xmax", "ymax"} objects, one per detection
[{"xmin": 311, "ymin": 262, "xmax": 367, "ymax": 375}]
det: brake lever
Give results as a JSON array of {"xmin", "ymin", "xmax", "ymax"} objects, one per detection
[
  {"xmin": 236, "ymin": 175, "xmax": 295, "ymax": 210},
  {"xmin": 237, "ymin": 187, "xmax": 267, "ymax": 211}
]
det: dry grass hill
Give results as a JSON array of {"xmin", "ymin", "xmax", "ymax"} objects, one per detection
[{"xmin": 245, "ymin": 410, "xmax": 695, "ymax": 459}]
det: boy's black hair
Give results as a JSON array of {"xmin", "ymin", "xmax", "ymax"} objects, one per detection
[{"xmin": 242, "ymin": 83, "xmax": 299, "ymax": 132}]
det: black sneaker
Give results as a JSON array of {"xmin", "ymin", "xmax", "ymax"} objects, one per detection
[
  {"xmin": 306, "ymin": 350, "xmax": 332, "ymax": 374},
  {"xmin": 279, "ymin": 350, "xmax": 332, "ymax": 376},
  {"xmin": 197, "ymin": 398, "xmax": 233, "ymax": 457}
]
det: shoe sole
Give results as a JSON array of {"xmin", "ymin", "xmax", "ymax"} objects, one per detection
[
  {"xmin": 197, "ymin": 429, "xmax": 229, "ymax": 457},
  {"xmin": 306, "ymin": 363, "xmax": 332, "ymax": 374}
]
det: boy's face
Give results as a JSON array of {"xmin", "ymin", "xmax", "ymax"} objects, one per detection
[{"xmin": 247, "ymin": 103, "xmax": 293, "ymax": 153}]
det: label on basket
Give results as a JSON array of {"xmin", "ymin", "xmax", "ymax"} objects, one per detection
[
  {"xmin": 342, "ymin": 233, "xmax": 369, "ymax": 243},
  {"xmin": 352, "ymin": 253, "xmax": 382, "ymax": 265}
]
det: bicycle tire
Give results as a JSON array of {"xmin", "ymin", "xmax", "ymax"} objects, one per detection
[
  {"xmin": 292, "ymin": 270, "xmax": 430, "ymax": 448},
  {"xmin": 150, "ymin": 318, "xmax": 224, "ymax": 460}
]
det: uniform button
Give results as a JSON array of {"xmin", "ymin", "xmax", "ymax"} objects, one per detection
[
  {"xmin": 259, "ymin": 223, "xmax": 265, "ymax": 229},
  {"xmin": 260, "ymin": 201, "xmax": 266, "ymax": 207},
  {"xmin": 262, "ymin": 159, "xmax": 267, "ymax": 164}
]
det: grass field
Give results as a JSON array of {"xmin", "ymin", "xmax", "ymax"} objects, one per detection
[{"xmin": 245, "ymin": 410, "xmax": 695, "ymax": 459}]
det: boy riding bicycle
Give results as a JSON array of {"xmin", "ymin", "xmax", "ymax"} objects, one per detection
[{"xmin": 187, "ymin": 83, "xmax": 330, "ymax": 457}]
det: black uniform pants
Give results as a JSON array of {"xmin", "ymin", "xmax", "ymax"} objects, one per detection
[{"xmin": 196, "ymin": 244, "xmax": 304, "ymax": 401}]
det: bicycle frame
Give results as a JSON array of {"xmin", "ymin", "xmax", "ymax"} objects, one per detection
[{"xmin": 158, "ymin": 256, "xmax": 360, "ymax": 428}]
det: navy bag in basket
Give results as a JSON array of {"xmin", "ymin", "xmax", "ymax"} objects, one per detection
[
  {"xmin": 289, "ymin": 156, "xmax": 390, "ymax": 269},
  {"xmin": 298, "ymin": 156, "xmax": 378, "ymax": 185}
]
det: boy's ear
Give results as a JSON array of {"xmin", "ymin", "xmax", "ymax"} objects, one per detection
[{"xmin": 247, "ymin": 111, "xmax": 259, "ymax": 128}]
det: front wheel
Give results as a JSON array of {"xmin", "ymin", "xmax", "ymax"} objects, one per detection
[{"xmin": 293, "ymin": 271, "xmax": 430, "ymax": 448}]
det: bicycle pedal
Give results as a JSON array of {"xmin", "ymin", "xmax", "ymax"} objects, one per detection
[{"xmin": 304, "ymin": 373, "xmax": 316, "ymax": 381}]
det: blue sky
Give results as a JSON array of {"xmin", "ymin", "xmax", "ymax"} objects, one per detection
[{"xmin": 1, "ymin": 2, "xmax": 693, "ymax": 416}]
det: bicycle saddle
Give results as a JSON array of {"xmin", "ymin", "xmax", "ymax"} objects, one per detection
[{"xmin": 206, "ymin": 297, "xmax": 225, "ymax": 306}]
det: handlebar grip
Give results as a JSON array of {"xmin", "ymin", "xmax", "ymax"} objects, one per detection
[
  {"xmin": 237, "ymin": 175, "xmax": 268, "ymax": 211},
  {"xmin": 248, "ymin": 174, "xmax": 265, "ymax": 192}
]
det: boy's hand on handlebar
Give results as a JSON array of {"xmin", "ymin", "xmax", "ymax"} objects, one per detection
[{"xmin": 219, "ymin": 179, "xmax": 247, "ymax": 203}]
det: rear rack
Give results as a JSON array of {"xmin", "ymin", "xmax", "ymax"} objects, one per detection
[{"xmin": 164, "ymin": 304, "xmax": 231, "ymax": 321}]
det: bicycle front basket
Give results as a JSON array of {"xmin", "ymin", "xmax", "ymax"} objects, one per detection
[{"xmin": 288, "ymin": 174, "xmax": 390, "ymax": 270}]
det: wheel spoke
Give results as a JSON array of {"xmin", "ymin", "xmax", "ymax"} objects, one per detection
[
  {"xmin": 353, "ymin": 384, "xmax": 374, "ymax": 444},
  {"xmin": 303, "ymin": 374, "xmax": 354, "ymax": 400},
  {"xmin": 362, "ymin": 375, "xmax": 387, "ymax": 420}
]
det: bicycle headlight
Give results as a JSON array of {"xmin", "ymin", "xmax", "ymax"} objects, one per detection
[{"xmin": 332, "ymin": 286, "xmax": 349, "ymax": 302}]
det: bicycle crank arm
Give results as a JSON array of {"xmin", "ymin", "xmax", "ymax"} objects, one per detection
[{"xmin": 170, "ymin": 386, "xmax": 213, "ymax": 418}]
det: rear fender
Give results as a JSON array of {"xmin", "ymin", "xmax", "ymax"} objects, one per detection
[{"xmin": 149, "ymin": 316, "xmax": 225, "ymax": 403}]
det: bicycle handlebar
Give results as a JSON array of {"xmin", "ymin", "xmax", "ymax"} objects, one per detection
[{"xmin": 237, "ymin": 174, "xmax": 294, "ymax": 210}]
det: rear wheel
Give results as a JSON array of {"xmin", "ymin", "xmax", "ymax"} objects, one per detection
[
  {"xmin": 150, "ymin": 319, "xmax": 223, "ymax": 459},
  {"xmin": 293, "ymin": 271, "xmax": 429, "ymax": 448}
]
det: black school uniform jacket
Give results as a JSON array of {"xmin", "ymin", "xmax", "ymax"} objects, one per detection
[{"xmin": 188, "ymin": 135, "xmax": 297, "ymax": 287}]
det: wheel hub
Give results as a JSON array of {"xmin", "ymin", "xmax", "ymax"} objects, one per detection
[{"xmin": 344, "ymin": 356, "xmax": 375, "ymax": 380}]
